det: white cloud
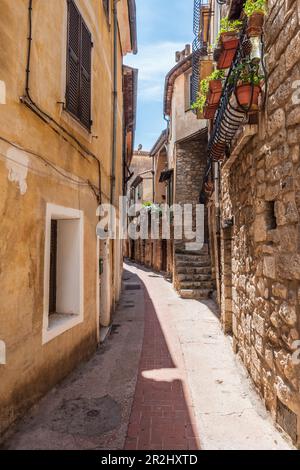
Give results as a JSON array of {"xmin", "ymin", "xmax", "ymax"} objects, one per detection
[{"xmin": 125, "ymin": 41, "xmax": 186, "ymax": 102}]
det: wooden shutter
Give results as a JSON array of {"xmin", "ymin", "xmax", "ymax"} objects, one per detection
[
  {"xmin": 66, "ymin": 0, "xmax": 92, "ymax": 130},
  {"xmin": 80, "ymin": 21, "xmax": 92, "ymax": 129},
  {"xmin": 66, "ymin": 0, "xmax": 80, "ymax": 118}
]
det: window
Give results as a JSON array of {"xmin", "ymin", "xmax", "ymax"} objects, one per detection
[
  {"xmin": 0, "ymin": 341, "xmax": 6, "ymax": 365},
  {"xmin": 167, "ymin": 173, "xmax": 173, "ymax": 208},
  {"xmin": 43, "ymin": 204, "xmax": 84, "ymax": 344},
  {"xmin": 185, "ymin": 72, "xmax": 193, "ymax": 110},
  {"xmin": 66, "ymin": 0, "xmax": 92, "ymax": 130}
]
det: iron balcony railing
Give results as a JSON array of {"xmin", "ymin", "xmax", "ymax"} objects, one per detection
[
  {"xmin": 207, "ymin": 22, "xmax": 267, "ymax": 161},
  {"xmin": 192, "ymin": 0, "xmax": 213, "ymax": 105}
]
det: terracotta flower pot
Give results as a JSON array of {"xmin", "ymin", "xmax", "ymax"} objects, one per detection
[
  {"xmin": 235, "ymin": 84, "xmax": 261, "ymax": 111},
  {"xmin": 203, "ymin": 104, "xmax": 218, "ymax": 120},
  {"xmin": 209, "ymin": 79, "xmax": 223, "ymax": 93},
  {"xmin": 213, "ymin": 47, "xmax": 222, "ymax": 63},
  {"xmin": 206, "ymin": 79, "xmax": 223, "ymax": 106},
  {"xmin": 217, "ymin": 46, "xmax": 238, "ymax": 69},
  {"xmin": 217, "ymin": 33, "xmax": 239, "ymax": 70},
  {"xmin": 220, "ymin": 31, "xmax": 239, "ymax": 49},
  {"xmin": 247, "ymin": 12, "xmax": 265, "ymax": 37}
]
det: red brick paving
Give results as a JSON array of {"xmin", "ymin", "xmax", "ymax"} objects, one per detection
[{"xmin": 124, "ymin": 286, "xmax": 200, "ymax": 450}]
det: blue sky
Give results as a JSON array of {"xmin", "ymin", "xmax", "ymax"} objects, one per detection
[{"xmin": 124, "ymin": 0, "xmax": 194, "ymax": 151}]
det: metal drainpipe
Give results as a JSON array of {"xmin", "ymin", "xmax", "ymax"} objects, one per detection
[
  {"xmin": 110, "ymin": 0, "xmax": 119, "ymax": 207},
  {"xmin": 152, "ymin": 155, "xmax": 155, "ymax": 203}
]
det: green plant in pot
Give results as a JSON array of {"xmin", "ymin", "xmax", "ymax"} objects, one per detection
[
  {"xmin": 230, "ymin": 59, "xmax": 264, "ymax": 112},
  {"xmin": 191, "ymin": 77, "xmax": 209, "ymax": 114},
  {"xmin": 191, "ymin": 70, "xmax": 225, "ymax": 116},
  {"xmin": 215, "ymin": 17, "xmax": 243, "ymax": 69},
  {"xmin": 217, "ymin": 17, "xmax": 243, "ymax": 44},
  {"xmin": 244, "ymin": 0, "xmax": 267, "ymax": 37}
]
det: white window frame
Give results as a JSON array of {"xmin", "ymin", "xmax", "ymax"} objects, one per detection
[{"xmin": 43, "ymin": 203, "xmax": 84, "ymax": 344}]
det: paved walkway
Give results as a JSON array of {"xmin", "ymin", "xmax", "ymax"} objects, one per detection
[{"xmin": 3, "ymin": 262, "xmax": 293, "ymax": 450}]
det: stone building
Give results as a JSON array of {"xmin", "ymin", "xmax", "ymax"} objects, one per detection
[
  {"xmin": 194, "ymin": 0, "xmax": 300, "ymax": 446},
  {"xmin": 163, "ymin": 45, "xmax": 216, "ymax": 298},
  {"xmin": 127, "ymin": 150, "xmax": 153, "ymax": 206},
  {"xmin": 0, "ymin": 0, "xmax": 137, "ymax": 439}
]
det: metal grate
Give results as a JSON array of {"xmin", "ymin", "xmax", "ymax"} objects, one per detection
[{"xmin": 191, "ymin": 0, "xmax": 213, "ymax": 105}]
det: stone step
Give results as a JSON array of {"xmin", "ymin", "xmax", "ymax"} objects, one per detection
[
  {"xmin": 179, "ymin": 280, "xmax": 215, "ymax": 289},
  {"xmin": 175, "ymin": 253, "xmax": 210, "ymax": 261},
  {"xmin": 177, "ymin": 273, "xmax": 212, "ymax": 282},
  {"xmin": 176, "ymin": 245, "xmax": 209, "ymax": 255},
  {"xmin": 176, "ymin": 260, "xmax": 211, "ymax": 268},
  {"xmin": 177, "ymin": 266, "xmax": 212, "ymax": 275},
  {"xmin": 179, "ymin": 289, "xmax": 212, "ymax": 300}
]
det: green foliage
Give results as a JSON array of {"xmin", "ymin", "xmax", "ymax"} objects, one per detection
[
  {"xmin": 244, "ymin": 0, "xmax": 266, "ymax": 17},
  {"xmin": 216, "ymin": 16, "xmax": 243, "ymax": 43},
  {"xmin": 219, "ymin": 17, "xmax": 243, "ymax": 34},
  {"xmin": 191, "ymin": 70, "xmax": 225, "ymax": 112},
  {"xmin": 229, "ymin": 59, "xmax": 264, "ymax": 86},
  {"xmin": 209, "ymin": 70, "xmax": 225, "ymax": 81}
]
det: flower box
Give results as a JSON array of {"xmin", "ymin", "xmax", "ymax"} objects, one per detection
[
  {"xmin": 203, "ymin": 104, "xmax": 218, "ymax": 120},
  {"xmin": 207, "ymin": 79, "xmax": 223, "ymax": 106},
  {"xmin": 247, "ymin": 12, "xmax": 265, "ymax": 37},
  {"xmin": 235, "ymin": 84, "xmax": 261, "ymax": 112},
  {"xmin": 217, "ymin": 32, "xmax": 239, "ymax": 70}
]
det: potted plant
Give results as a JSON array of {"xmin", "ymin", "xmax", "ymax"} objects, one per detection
[
  {"xmin": 191, "ymin": 77, "xmax": 209, "ymax": 116},
  {"xmin": 192, "ymin": 70, "xmax": 225, "ymax": 119},
  {"xmin": 216, "ymin": 17, "xmax": 243, "ymax": 69},
  {"xmin": 244, "ymin": 0, "xmax": 266, "ymax": 37},
  {"xmin": 231, "ymin": 60, "xmax": 264, "ymax": 112}
]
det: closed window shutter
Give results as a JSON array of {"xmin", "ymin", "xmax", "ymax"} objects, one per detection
[
  {"xmin": 80, "ymin": 22, "xmax": 92, "ymax": 129},
  {"xmin": 66, "ymin": 0, "xmax": 80, "ymax": 117},
  {"xmin": 66, "ymin": 0, "xmax": 92, "ymax": 130}
]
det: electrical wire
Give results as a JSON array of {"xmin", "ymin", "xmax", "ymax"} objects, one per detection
[
  {"xmin": 0, "ymin": 135, "xmax": 105, "ymax": 201},
  {"xmin": 24, "ymin": 0, "xmax": 102, "ymax": 203}
]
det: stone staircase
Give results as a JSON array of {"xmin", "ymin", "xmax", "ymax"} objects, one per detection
[{"xmin": 175, "ymin": 246, "xmax": 215, "ymax": 299}]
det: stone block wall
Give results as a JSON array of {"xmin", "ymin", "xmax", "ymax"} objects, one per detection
[
  {"xmin": 174, "ymin": 135, "xmax": 208, "ymax": 253},
  {"xmin": 219, "ymin": 0, "xmax": 300, "ymax": 445}
]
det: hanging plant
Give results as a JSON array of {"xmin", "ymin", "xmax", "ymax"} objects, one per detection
[
  {"xmin": 244, "ymin": 0, "xmax": 267, "ymax": 16},
  {"xmin": 216, "ymin": 17, "xmax": 243, "ymax": 43},
  {"xmin": 244, "ymin": 0, "xmax": 267, "ymax": 37},
  {"xmin": 216, "ymin": 17, "xmax": 243, "ymax": 70},
  {"xmin": 191, "ymin": 70, "xmax": 225, "ymax": 118},
  {"xmin": 230, "ymin": 59, "xmax": 264, "ymax": 112}
]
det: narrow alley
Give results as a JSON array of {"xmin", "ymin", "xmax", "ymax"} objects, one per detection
[{"xmin": 3, "ymin": 262, "xmax": 292, "ymax": 451}]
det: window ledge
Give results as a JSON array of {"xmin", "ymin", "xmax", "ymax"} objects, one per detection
[
  {"xmin": 60, "ymin": 109, "xmax": 93, "ymax": 144},
  {"xmin": 43, "ymin": 313, "xmax": 82, "ymax": 344}
]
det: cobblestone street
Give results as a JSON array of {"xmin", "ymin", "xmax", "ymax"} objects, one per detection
[{"xmin": 3, "ymin": 262, "xmax": 293, "ymax": 450}]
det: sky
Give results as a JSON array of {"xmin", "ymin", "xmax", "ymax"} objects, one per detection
[{"xmin": 124, "ymin": 0, "xmax": 194, "ymax": 152}]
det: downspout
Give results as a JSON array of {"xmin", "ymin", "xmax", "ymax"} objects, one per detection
[
  {"xmin": 110, "ymin": 0, "xmax": 119, "ymax": 207},
  {"xmin": 152, "ymin": 155, "xmax": 155, "ymax": 203}
]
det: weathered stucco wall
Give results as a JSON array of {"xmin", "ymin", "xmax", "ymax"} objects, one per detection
[
  {"xmin": 168, "ymin": 71, "xmax": 206, "ymax": 169},
  {"xmin": 0, "ymin": 0, "xmax": 126, "ymax": 438},
  {"xmin": 219, "ymin": 0, "xmax": 300, "ymax": 445}
]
